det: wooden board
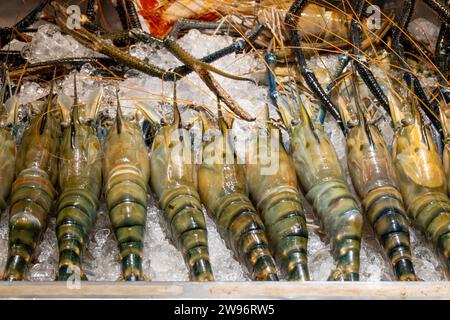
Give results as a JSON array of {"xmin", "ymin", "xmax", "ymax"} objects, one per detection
[{"xmin": 0, "ymin": 282, "xmax": 448, "ymax": 299}]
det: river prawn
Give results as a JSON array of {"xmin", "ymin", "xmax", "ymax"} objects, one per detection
[
  {"xmin": 146, "ymin": 86, "xmax": 213, "ymax": 281},
  {"xmin": 388, "ymin": 87, "xmax": 450, "ymax": 275},
  {"xmin": 334, "ymin": 71, "xmax": 417, "ymax": 281},
  {"xmin": 272, "ymin": 75, "xmax": 363, "ymax": 281},
  {"xmin": 103, "ymin": 92, "xmax": 150, "ymax": 281},
  {"xmin": 197, "ymin": 108, "xmax": 278, "ymax": 280},
  {"xmin": 3, "ymin": 76, "xmax": 61, "ymax": 281},
  {"xmin": 56, "ymin": 77, "xmax": 103, "ymax": 280}
]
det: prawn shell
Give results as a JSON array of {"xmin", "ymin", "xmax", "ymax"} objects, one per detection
[
  {"xmin": 290, "ymin": 122, "xmax": 363, "ymax": 281},
  {"xmin": 347, "ymin": 124, "xmax": 416, "ymax": 281},
  {"xmin": 150, "ymin": 125, "xmax": 213, "ymax": 281},
  {"xmin": 56, "ymin": 124, "xmax": 102, "ymax": 280},
  {"xmin": 246, "ymin": 138, "xmax": 309, "ymax": 281},
  {"xmin": 393, "ymin": 123, "xmax": 450, "ymax": 272},
  {"xmin": 3, "ymin": 111, "xmax": 60, "ymax": 281},
  {"xmin": 103, "ymin": 119, "xmax": 150, "ymax": 281},
  {"xmin": 198, "ymin": 131, "xmax": 278, "ymax": 280}
]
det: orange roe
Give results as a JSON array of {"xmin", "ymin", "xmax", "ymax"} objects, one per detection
[{"xmin": 138, "ymin": 0, "xmax": 220, "ymax": 38}]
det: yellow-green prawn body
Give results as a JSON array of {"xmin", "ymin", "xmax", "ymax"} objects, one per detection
[
  {"xmin": 245, "ymin": 124, "xmax": 310, "ymax": 281},
  {"xmin": 150, "ymin": 110, "xmax": 214, "ymax": 281},
  {"xmin": 103, "ymin": 104, "xmax": 150, "ymax": 281},
  {"xmin": 3, "ymin": 92, "xmax": 61, "ymax": 281},
  {"xmin": 335, "ymin": 75, "xmax": 417, "ymax": 281},
  {"xmin": 197, "ymin": 114, "xmax": 278, "ymax": 280},
  {"xmin": 56, "ymin": 87, "xmax": 103, "ymax": 281}
]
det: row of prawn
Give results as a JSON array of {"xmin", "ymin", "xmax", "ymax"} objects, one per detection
[
  {"xmin": 0, "ymin": 70, "xmax": 304, "ymax": 281},
  {"xmin": 269, "ymin": 38, "xmax": 450, "ymax": 281},
  {"xmin": 0, "ymin": 63, "xmax": 449, "ymax": 282},
  {"xmin": 276, "ymin": 0, "xmax": 450, "ymax": 282},
  {"xmin": 0, "ymin": 69, "xmax": 306, "ymax": 281}
]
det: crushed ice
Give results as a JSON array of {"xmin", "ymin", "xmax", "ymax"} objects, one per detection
[{"xmin": 21, "ymin": 24, "xmax": 100, "ymax": 63}]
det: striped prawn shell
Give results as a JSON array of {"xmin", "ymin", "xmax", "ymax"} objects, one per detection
[
  {"xmin": 347, "ymin": 124, "xmax": 416, "ymax": 280},
  {"xmin": 3, "ymin": 112, "xmax": 60, "ymax": 281},
  {"xmin": 150, "ymin": 125, "xmax": 213, "ymax": 281},
  {"xmin": 290, "ymin": 122, "xmax": 363, "ymax": 281},
  {"xmin": 56, "ymin": 124, "xmax": 102, "ymax": 280},
  {"xmin": 0, "ymin": 128, "xmax": 16, "ymax": 210},
  {"xmin": 198, "ymin": 131, "xmax": 278, "ymax": 280},
  {"xmin": 392, "ymin": 123, "xmax": 450, "ymax": 273},
  {"xmin": 245, "ymin": 136, "xmax": 309, "ymax": 281},
  {"xmin": 103, "ymin": 119, "xmax": 150, "ymax": 281}
]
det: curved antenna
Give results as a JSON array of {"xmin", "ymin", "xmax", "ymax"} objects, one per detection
[
  {"xmin": 285, "ymin": 0, "xmax": 344, "ymax": 131},
  {"xmin": 349, "ymin": 0, "xmax": 389, "ymax": 115}
]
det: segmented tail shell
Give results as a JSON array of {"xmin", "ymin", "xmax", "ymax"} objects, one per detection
[
  {"xmin": 3, "ymin": 104, "xmax": 60, "ymax": 281},
  {"xmin": 207, "ymin": 192, "xmax": 278, "ymax": 280},
  {"xmin": 393, "ymin": 122, "xmax": 450, "ymax": 272},
  {"xmin": 197, "ymin": 118, "xmax": 277, "ymax": 280},
  {"xmin": 363, "ymin": 186, "xmax": 416, "ymax": 280},
  {"xmin": 257, "ymin": 186, "xmax": 309, "ymax": 281},
  {"xmin": 245, "ymin": 141, "xmax": 309, "ymax": 281},
  {"xmin": 56, "ymin": 187, "xmax": 99, "ymax": 280},
  {"xmin": 408, "ymin": 192, "xmax": 450, "ymax": 271},
  {"xmin": 4, "ymin": 167, "xmax": 56, "ymax": 280},
  {"xmin": 290, "ymin": 123, "xmax": 363, "ymax": 280},
  {"xmin": 105, "ymin": 163, "xmax": 148, "ymax": 281},
  {"xmin": 306, "ymin": 179, "xmax": 362, "ymax": 281},
  {"xmin": 159, "ymin": 185, "xmax": 214, "ymax": 281}
]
